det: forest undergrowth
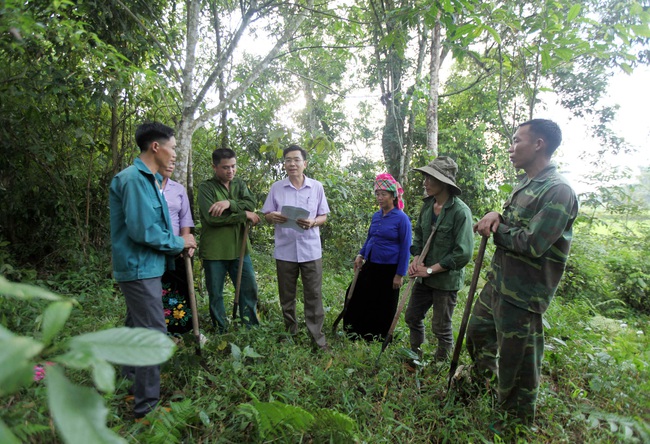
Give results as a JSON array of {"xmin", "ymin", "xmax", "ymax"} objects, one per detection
[{"xmin": 2, "ymin": 231, "xmax": 649, "ymax": 443}]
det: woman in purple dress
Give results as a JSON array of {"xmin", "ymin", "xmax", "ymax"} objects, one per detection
[{"xmin": 160, "ymin": 165, "xmax": 195, "ymax": 334}]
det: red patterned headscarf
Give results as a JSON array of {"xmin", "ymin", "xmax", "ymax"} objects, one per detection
[{"xmin": 374, "ymin": 173, "xmax": 404, "ymax": 210}]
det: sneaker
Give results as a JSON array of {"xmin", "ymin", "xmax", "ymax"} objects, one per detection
[{"xmin": 199, "ymin": 333, "xmax": 208, "ymax": 346}]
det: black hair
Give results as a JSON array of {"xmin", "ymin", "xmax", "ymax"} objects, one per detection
[
  {"xmin": 135, "ymin": 122, "xmax": 174, "ymax": 152},
  {"xmin": 283, "ymin": 144, "xmax": 308, "ymax": 161},
  {"xmin": 518, "ymin": 119, "xmax": 562, "ymax": 155},
  {"xmin": 212, "ymin": 148, "xmax": 236, "ymax": 165}
]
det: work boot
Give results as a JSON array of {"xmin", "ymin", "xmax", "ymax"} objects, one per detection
[{"xmin": 434, "ymin": 346, "xmax": 452, "ymax": 362}]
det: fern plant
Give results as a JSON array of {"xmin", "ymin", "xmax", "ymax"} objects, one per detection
[{"xmin": 237, "ymin": 400, "xmax": 359, "ymax": 442}]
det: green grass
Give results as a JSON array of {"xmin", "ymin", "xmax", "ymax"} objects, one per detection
[{"xmin": 2, "ymin": 249, "xmax": 650, "ymax": 443}]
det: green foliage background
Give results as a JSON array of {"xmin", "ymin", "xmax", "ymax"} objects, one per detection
[{"xmin": 1, "ymin": 0, "xmax": 649, "ymax": 442}]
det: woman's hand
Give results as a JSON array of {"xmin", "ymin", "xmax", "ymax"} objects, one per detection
[
  {"xmin": 353, "ymin": 255, "xmax": 364, "ymax": 271},
  {"xmin": 392, "ymin": 275, "xmax": 403, "ymax": 289}
]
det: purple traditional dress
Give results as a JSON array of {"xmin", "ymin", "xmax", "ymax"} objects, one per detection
[{"xmin": 161, "ymin": 178, "xmax": 195, "ymax": 334}]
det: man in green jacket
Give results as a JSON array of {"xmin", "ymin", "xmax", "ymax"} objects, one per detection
[
  {"xmin": 468, "ymin": 119, "xmax": 578, "ymax": 428},
  {"xmin": 198, "ymin": 148, "xmax": 261, "ymax": 332},
  {"xmin": 405, "ymin": 156, "xmax": 474, "ymax": 363}
]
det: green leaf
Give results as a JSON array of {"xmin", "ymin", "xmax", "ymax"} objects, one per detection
[
  {"xmin": 620, "ymin": 63, "xmax": 633, "ymax": 75},
  {"xmin": 313, "ymin": 408, "xmax": 358, "ymax": 439},
  {"xmin": 482, "ymin": 25, "xmax": 502, "ymax": 44},
  {"xmin": 57, "ymin": 348, "xmax": 97, "ymax": 370},
  {"xmin": 454, "ymin": 23, "xmax": 477, "ymax": 38},
  {"xmin": 46, "ymin": 366, "xmax": 126, "ymax": 444},
  {"xmin": 554, "ymin": 47, "xmax": 574, "ymax": 61},
  {"xmin": 242, "ymin": 345, "xmax": 263, "ymax": 359},
  {"xmin": 567, "ymin": 4, "xmax": 581, "ymax": 21},
  {"xmin": 540, "ymin": 50, "xmax": 551, "ymax": 71},
  {"xmin": 0, "ymin": 418, "xmax": 21, "ymax": 444},
  {"xmin": 0, "ymin": 324, "xmax": 15, "ymax": 341},
  {"xmin": 248, "ymin": 401, "xmax": 315, "ymax": 439},
  {"xmin": 551, "ymin": 337, "xmax": 568, "ymax": 347},
  {"xmin": 92, "ymin": 359, "xmax": 116, "ymax": 393},
  {"xmin": 199, "ymin": 411, "xmax": 210, "ymax": 426},
  {"xmin": 68, "ymin": 327, "xmax": 175, "ymax": 366},
  {"xmin": 0, "ymin": 336, "xmax": 44, "ymax": 396},
  {"xmin": 0, "ymin": 275, "xmax": 62, "ymax": 302},
  {"xmin": 42, "ymin": 300, "xmax": 74, "ymax": 345},
  {"xmin": 499, "ymin": 184, "xmax": 513, "ymax": 194},
  {"xmin": 230, "ymin": 342, "xmax": 242, "ymax": 361}
]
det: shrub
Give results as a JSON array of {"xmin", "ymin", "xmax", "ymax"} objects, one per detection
[{"xmin": 606, "ymin": 251, "xmax": 650, "ymax": 315}]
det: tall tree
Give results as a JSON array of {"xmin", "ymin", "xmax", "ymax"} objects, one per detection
[
  {"xmin": 115, "ymin": 0, "xmax": 318, "ymax": 191},
  {"xmin": 0, "ymin": 0, "xmax": 168, "ymax": 265}
]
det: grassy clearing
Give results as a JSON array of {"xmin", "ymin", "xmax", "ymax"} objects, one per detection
[{"xmin": 3, "ymin": 247, "xmax": 650, "ymax": 443}]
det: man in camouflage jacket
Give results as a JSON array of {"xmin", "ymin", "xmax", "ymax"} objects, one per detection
[{"xmin": 468, "ymin": 119, "xmax": 579, "ymax": 427}]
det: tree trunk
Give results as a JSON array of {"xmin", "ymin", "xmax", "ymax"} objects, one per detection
[
  {"xmin": 426, "ymin": 14, "xmax": 441, "ymax": 157},
  {"xmin": 172, "ymin": 0, "xmax": 314, "ymax": 190}
]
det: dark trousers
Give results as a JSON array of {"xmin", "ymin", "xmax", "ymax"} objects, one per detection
[
  {"xmin": 404, "ymin": 282, "xmax": 458, "ymax": 360},
  {"xmin": 119, "ymin": 277, "xmax": 166, "ymax": 417},
  {"xmin": 466, "ymin": 282, "xmax": 544, "ymax": 424},
  {"xmin": 276, "ymin": 259, "xmax": 326, "ymax": 347}
]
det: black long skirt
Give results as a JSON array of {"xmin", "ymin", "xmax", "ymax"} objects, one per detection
[
  {"xmin": 161, "ymin": 255, "xmax": 193, "ymax": 334},
  {"xmin": 343, "ymin": 261, "xmax": 399, "ymax": 342}
]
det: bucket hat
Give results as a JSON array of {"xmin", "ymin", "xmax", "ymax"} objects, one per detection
[{"xmin": 413, "ymin": 156, "xmax": 461, "ymax": 195}]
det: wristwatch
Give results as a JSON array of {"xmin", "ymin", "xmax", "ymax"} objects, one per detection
[{"xmin": 426, "ymin": 267, "xmax": 433, "ymax": 275}]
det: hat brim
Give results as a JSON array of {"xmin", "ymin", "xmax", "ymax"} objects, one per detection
[{"xmin": 413, "ymin": 166, "xmax": 462, "ymax": 195}]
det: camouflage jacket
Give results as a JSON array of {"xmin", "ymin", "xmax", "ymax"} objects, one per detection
[
  {"xmin": 411, "ymin": 194, "xmax": 474, "ymax": 291},
  {"xmin": 489, "ymin": 163, "xmax": 579, "ymax": 314}
]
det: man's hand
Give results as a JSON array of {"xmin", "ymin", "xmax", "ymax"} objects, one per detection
[
  {"xmin": 296, "ymin": 218, "xmax": 317, "ymax": 230},
  {"xmin": 245, "ymin": 211, "xmax": 261, "ymax": 226},
  {"xmin": 474, "ymin": 211, "xmax": 501, "ymax": 237},
  {"xmin": 392, "ymin": 275, "xmax": 403, "ymax": 289},
  {"xmin": 265, "ymin": 211, "xmax": 288, "ymax": 224},
  {"xmin": 408, "ymin": 264, "xmax": 430, "ymax": 278},
  {"xmin": 182, "ymin": 234, "xmax": 197, "ymax": 257},
  {"xmin": 209, "ymin": 200, "xmax": 231, "ymax": 217},
  {"xmin": 408, "ymin": 255, "xmax": 420, "ymax": 276}
]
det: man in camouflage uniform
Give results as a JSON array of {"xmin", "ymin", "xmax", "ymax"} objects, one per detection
[{"xmin": 467, "ymin": 119, "xmax": 579, "ymax": 426}]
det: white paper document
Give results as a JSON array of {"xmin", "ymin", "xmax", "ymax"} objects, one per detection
[{"xmin": 280, "ymin": 205, "xmax": 310, "ymax": 232}]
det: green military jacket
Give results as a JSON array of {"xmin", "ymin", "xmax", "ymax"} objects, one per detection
[
  {"xmin": 410, "ymin": 194, "xmax": 474, "ymax": 291},
  {"xmin": 490, "ymin": 163, "xmax": 579, "ymax": 314},
  {"xmin": 198, "ymin": 176, "xmax": 257, "ymax": 261}
]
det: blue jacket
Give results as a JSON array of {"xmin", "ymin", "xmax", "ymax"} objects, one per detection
[
  {"xmin": 109, "ymin": 157, "xmax": 184, "ymax": 282},
  {"xmin": 359, "ymin": 208, "xmax": 412, "ymax": 276}
]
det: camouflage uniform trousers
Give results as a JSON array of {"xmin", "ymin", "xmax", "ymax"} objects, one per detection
[{"xmin": 466, "ymin": 281, "xmax": 544, "ymax": 424}]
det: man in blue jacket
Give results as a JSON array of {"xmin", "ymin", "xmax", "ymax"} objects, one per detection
[{"xmin": 109, "ymin": 122, "xmax": 196, "ymax": 419}]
